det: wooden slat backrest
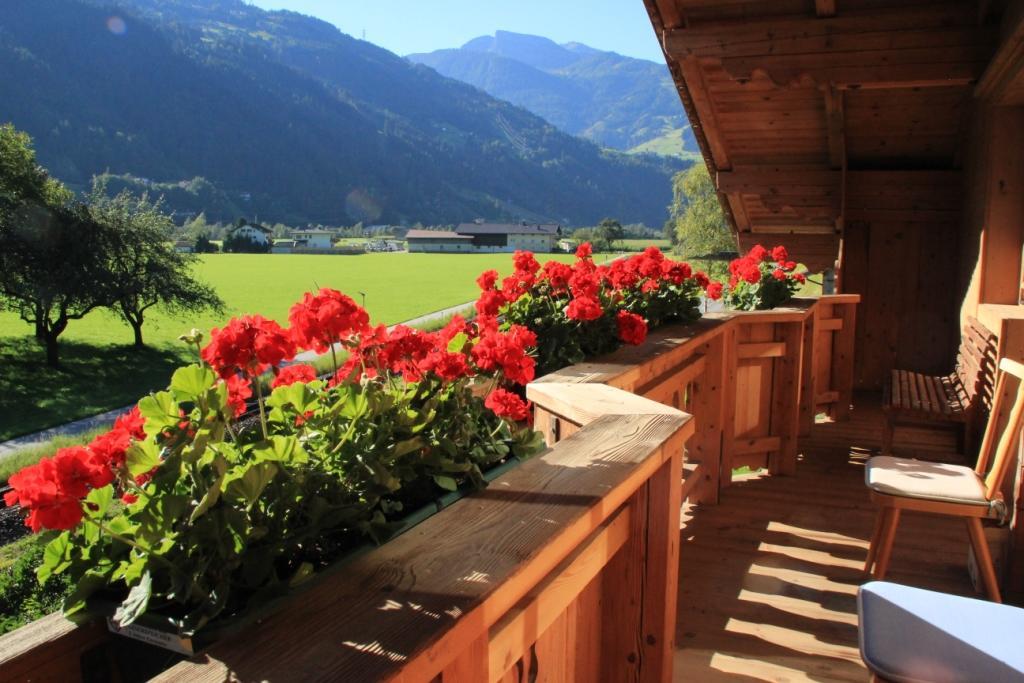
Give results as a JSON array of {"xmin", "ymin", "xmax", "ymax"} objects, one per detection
[
  {"xmin": 977, "ymin": 359, "xmax": 1024, "ymax": 499},
  {"xmin": 956, "ymin": 316, "xmax": 999, "ymax": 412}
]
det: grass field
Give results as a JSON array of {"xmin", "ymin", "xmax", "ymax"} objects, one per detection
[
  {"xmin": 618, "ymin": 238, "xmax": 671, "ymax": 251},
  {"xmin": 0, "ymin": 252, "xmax": 593, "ymax": 439}
]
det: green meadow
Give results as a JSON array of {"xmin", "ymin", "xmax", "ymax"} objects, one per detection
[{"xmin": 0, "ymin": 252, "xmax": 591, "ymax": 439}]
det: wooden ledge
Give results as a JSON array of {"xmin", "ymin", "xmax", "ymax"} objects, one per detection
[{"xmin": 527, "ymin": 382, "xmax": 686, "ymax": 427}]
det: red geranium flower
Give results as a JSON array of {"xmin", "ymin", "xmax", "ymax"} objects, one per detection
[
  {"xmin": 289, "ymin": 288, "xmax": 369, "ymax": 354},
  {"xmin": 476, "ymin": 289, "xmax": 506, "ymax": 318},
  {"xmin": 771, "ymin": 245, "xmax": 788, "ymax": 262},
  {"xmin": 749, "ymin": 245, "xmax": 769, "ymax": 262},
  {"xmin": 772, "ymin": 268, "xmax": 787, "ymax": 281},
  {"xmin": 472, "ymin": 325, "xmax": 537, "ymax": 386},
  {"xmin": 485, "ymin": 388, "xmax": 532, "ymax": 422},
  {"xmin": 706, "ymin": 282, "xmax": 724, "ymax": 300},
  {"xmin": 113, "ymin": 406, "xmax": 146, "ymax": 441},
  {"xmin": 202, "ymin": 315, "xmax": 296, "ymax": 378},
  {"xmin": 575, "ymin": 242, "xmax": 593, "ymax": 260},
  {"xmin": 272, "ymin": 364, "xmax": 317, "ymax": 389},
  {"xmin": 541, "ymin": 261, "xmax": 573, "ymax": 293},
  {"xmin": 476, "ymin": 269, "xmax": 499, "ymax": 291},
  {"xmin": 223, "ymin": 374, "xmax": 253, "ymax": 418},
  {"xmin": 616, "ymin": 310, "xmax": 648, "ymax": 345},
  {"xmin": 566, "ymin": 296, "xmax": 604, "ymax": 321}
]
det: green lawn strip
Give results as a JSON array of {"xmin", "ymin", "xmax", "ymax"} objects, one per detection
[{"xmin": 0, "ymin": 427, "xmax": 110, "ymax": 482}]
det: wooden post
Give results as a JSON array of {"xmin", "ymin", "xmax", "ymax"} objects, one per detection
[
  {"xmin": 831, "ymin": 302, "xmax": 857, "ymax": 421},
  {"xmin": 689, "ymin": 337, "xmax": 726, "ymax": 503},
  {"xmin": 720, "ymin": 324, "xmax": 739, "ymax": 487},
  {"xmin": 799, "ymin": 305, "xmax": 819, "ymax": 437},
  {"xmin": 639, "ymin": 450, "xmax": 683, "ymax": 682},
  {"xmin": 769, "ymin": 321, "xmax": 803, "ymax": 475}
]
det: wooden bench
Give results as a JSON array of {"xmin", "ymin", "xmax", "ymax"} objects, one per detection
[{"xmin": 882, "ymin": 316, "xmax": 998, "ymax": 457}]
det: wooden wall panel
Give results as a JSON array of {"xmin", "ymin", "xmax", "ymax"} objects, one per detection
[{"xmin": 842, "ymin": 174, "xmax": 962, "ymax": 390}]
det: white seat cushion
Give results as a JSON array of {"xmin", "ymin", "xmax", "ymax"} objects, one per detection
[{"xmin": 865, "ymin": 455, "xmax": 989, "ymax": 507}]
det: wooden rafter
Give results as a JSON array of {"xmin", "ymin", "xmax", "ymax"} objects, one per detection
[
  {"xmin": 815, "ymin": 0, "xmax": 837, "ymax": 18},
  {"xmin": 974, "ymin": 3, "xmax": 1024, "ymax": 104},
  {"xmin": 663, "ymin": 6, "xmax": 994, "ymax": 89},
  {"xmin": 823, "ymin": 85, "xmax": 845, "ymax": 170}
]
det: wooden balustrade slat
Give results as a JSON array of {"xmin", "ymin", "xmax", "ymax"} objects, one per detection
[
  {"xmin": 818, "ymin": 318, "xmax": 844, "ymax": 331},
  {"xmin": 735, "ymin": 435, "xmax": 782, "ymax": 455},
  {"xmin": 738, "ymin": 341, "xmax": 787, "ymax": 359},
  {"xmin": 487, "ymin": 508, "xmax": 630, "ymax": 681}
]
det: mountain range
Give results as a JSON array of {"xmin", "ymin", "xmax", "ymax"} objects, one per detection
[
  {"xmin": 407, "ymin": 31, "xmax": 698, "ymax": 159},
  {"xmin": 0, "ymin": 0, "xmax": 686, "ymax": 227}
]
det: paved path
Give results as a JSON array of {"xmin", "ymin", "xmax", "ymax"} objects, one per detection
[{"xmin": 0, "ymin": 300, "xmax": 478, "ymax": 463}]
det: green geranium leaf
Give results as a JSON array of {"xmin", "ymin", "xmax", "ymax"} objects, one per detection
[
  {"xmin": 446, "ymin": 332, "xmax": 469, "ymax": 353},
  {"xmin": 225, "ymin": 462, "xmax": 278, "ymax": 504},
  {"xmin": 126, "ymin": 440, "xmax": 161, "ymax": 478},
  {"xmin": 85, "ymin": 484, "xmax": 114, "ymax": 519},
  {"xmin": 433, "ymin": 475, "xmax": 458, "ymax": 492},
  {"xmin": 189, "ymin": 472, "xmax": 224, "ymax": 523},
  {"xmin": 170, "ymin": 365, "xmax": 217, "ymax": 402},
  {"xmin": 113, "ymin": 571, "xmax": 153, "ymax": 627},
  {"xmin": 252, "ymin": 435, "xmax": 308, "ymax": 465},
  {"xmin": 138, "ymin": 391, "xmax": 179, "ymax": 434},
  {"xmin": 268, "ymin": 381, "xmax": 321, "ymax": 414},
  {"xmin": 37, "ymin": 532, "xmax": 73, "ymax": 584}
]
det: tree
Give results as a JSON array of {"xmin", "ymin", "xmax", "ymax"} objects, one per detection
[
  {"xmin": 571, "ymin": 227, "xmax": 609, "ymax": 253},
  {"xmin": 0, "ymin": 125, "xmax": 120, "ymax": 366},
  {"xmin": 670, "ymin": 164, "xmax": 736, "ymax": 259},
  {"xmin": 595, "ymin": 218, "xmax": 625, "ymax": 250},
  {"xmin": 89, "ymin": 185, "xmax": 225, "ymax": 347},
  {"xmin": 194, "ymin": 233, "xmax": 219, "ymax": 253}
]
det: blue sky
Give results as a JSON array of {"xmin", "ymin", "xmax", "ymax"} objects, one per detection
[{"xmin": 246, "ymin": 1, "xmax": 666, "ymax": 62}]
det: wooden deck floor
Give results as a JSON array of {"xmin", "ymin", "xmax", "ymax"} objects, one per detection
[{"xmin": 674, "ymin": 393, "xmax": 978, "ymax": 682}]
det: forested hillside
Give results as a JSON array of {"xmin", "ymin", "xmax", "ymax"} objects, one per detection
[{"xmin": 0, "ymin": 0, "xmax": 683, "ymax": 226}]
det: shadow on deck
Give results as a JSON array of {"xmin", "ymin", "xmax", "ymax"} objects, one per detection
[{"xmin": 675, "ymin": 392, "xmax": 977, "ymax": 682}]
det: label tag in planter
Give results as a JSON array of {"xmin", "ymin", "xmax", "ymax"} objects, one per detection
[{"xmin": 106, "ymin": 618, "xmax": 195, "ymax": 655}]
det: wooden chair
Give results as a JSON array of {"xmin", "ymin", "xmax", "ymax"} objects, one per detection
[
  {"xmin": 881, "ymin": 316, "xmax": 997, "ymax": 457},
  {"xmin": 864, "ymin": 357, "xmax": 1024, "ymax": 602}
]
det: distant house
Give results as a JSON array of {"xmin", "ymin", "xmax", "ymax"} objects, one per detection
[
  {"xmin": 557, "ymin": 238, "xmax": 578, "ymax": 253},
  {"xmin": 291, "ymin": 229, "xmax": 336, "ymax": 250},
  {"xmin": 173, "ymin": 240, "xmax": 194, "ymax": 253},
  {"xmin": 227, "ymin": 222, "xmax": 272, "ymax": 247},
  {"xmin": 272, "ymin": 239, "xmax": 297, "ymax": 254},
  {"xmin": 405, "ymin": 221, "xmax": 563, "ymax": 253},
  {"xmin": 405, "ymin": 229, "xmax": 474, "ymax": 253}
]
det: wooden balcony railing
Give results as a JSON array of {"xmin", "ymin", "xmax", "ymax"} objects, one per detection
[
  {"xmin": 0, "ymin": 295, "xmax": 857, "ymax": 682},
  {"xmin": 531, "ymin": 295, "xmax": 858, "ymax": 504}
]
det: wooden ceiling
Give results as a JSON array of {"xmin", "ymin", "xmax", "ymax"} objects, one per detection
[{"xmin": 643, "ymin": 0, "xmax": 1018, "ymax": 273}]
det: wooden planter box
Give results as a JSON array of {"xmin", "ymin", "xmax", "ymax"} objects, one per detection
[{"xmin": 0, "ymin": 295, "xmax": 858, "ymax": 682}]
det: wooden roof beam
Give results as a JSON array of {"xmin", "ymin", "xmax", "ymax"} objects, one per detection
[
  {"xmin": 824, "ymin": 86, "xmax": 845, "ymax": 170},
  {"xmin": 975, "ymin": 3, "xmax": 1024, "ymax": 104},
  {"xmin": 664, "ymin": 7, "xmax": 995, "ymax": 89},
  {"xmin": 815, "ymin": 0, "xmax": 836, "ymax": 18}
]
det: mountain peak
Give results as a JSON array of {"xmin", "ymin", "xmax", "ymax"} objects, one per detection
[{"xmin": 459, "ymin": 31, "xmax": 579, "ymax": 71}]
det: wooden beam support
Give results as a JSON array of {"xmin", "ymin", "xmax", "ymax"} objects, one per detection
[
  {"xmin": 738, "ymin": 342, "xmax": 786, "ymax": 359},
  {"xmin": 815, "ymin": 0, "xmax": 837, "ymax": 18},
  {"xmin": 678, "ymin": 57, "xmax": 731, "ymax": 169},
  {"xmin": 664, "ymin": 8, "xmax": 994, "ymax": 89},
  {"xmin": 824, "ymin": 85, "xmax": 845, "ymax": 170},
  {"xmin": 974, "ymin": 3, "xmax": 1024, "ymax": 104},
  {"xmin": 665, "ymin": 7, "xmax": 984, "ymax": 59}
]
